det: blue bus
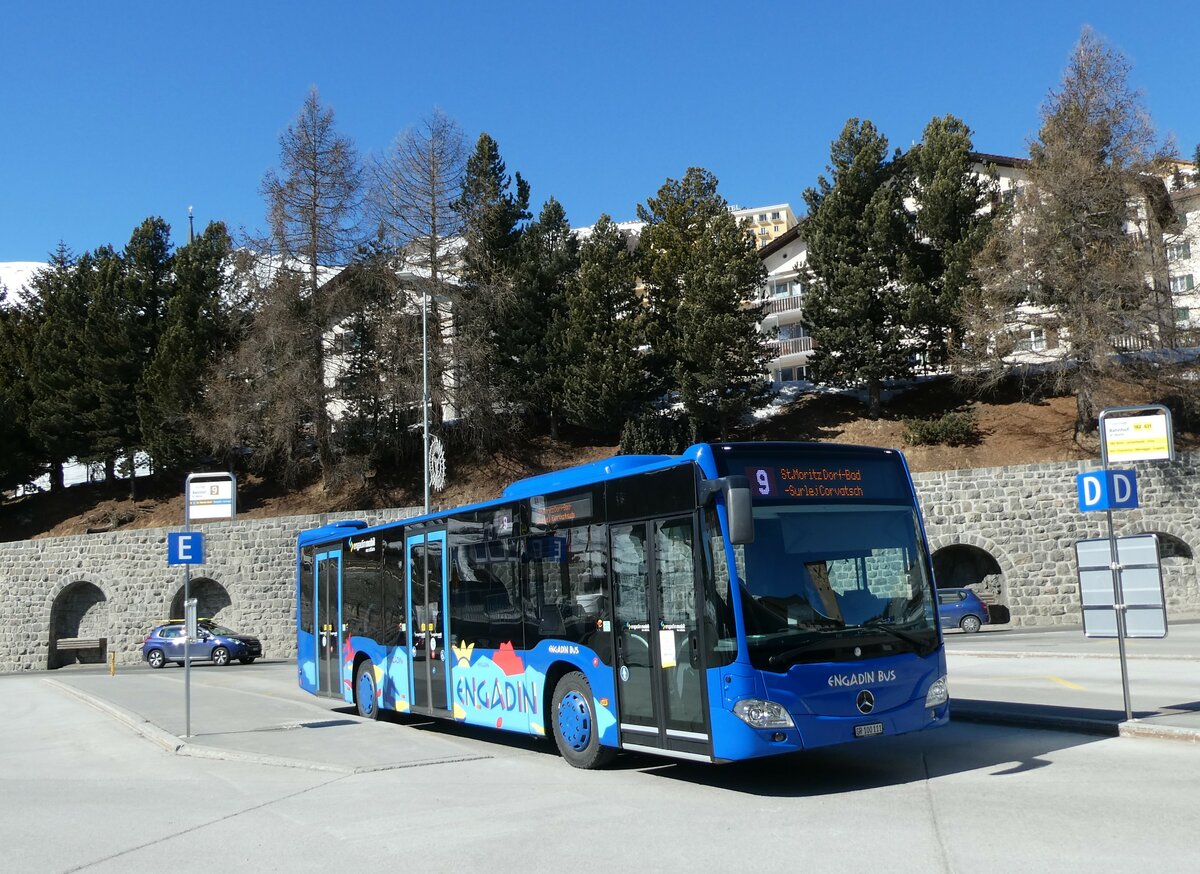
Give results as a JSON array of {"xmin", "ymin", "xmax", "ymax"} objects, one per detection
[{"xmin": 296, "ymin": 441, "xmax": 949, "ymax": 768}]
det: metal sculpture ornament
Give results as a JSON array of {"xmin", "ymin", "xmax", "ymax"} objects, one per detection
[{"xmin": 429, "ymin": 435, "xmax": 447, "ymax": 493}]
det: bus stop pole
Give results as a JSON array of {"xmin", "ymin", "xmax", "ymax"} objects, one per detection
[
  {"xmin": 183, "ymin": 495, "xmax": 191, "ymax": 738},
  {"xmin": 1106, "ymin": 506, "xmax": 1133, "ymax": 722}
]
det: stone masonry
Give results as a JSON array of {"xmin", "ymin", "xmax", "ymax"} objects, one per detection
[{"xmin": 2, "ymin": 454, "xmax": 1198, "ymax": 672}]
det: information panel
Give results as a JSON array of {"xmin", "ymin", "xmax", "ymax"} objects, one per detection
[
  {"xmin": 1075, "ymin": 534, "xmax": 1167, "ymax": 639},
  {"xmin": 186, "ymin": 473, "xmax": 237, "ymax": 522}
]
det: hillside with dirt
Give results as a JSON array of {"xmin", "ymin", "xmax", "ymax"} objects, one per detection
[{"xmin": 2, "ymin": 377, "xmax": 1192, "ymax": 543}]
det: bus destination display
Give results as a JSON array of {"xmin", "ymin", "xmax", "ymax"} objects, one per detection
[{"xmin": 743, "ymin": 457, "xmax": 906, "ymax": 502}]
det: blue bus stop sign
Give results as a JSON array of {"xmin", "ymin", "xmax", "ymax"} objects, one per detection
[
  {"xmin": 1076, "ymin": 469, "xmax": 1139, "ymax": 512},
  {"xmin": 168, "ymin": 531, "xmax": 206, "ymax": 565}
]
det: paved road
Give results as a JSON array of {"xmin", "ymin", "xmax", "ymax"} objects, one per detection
[{"xmin": 3, "ymin": 626, "xmax": 1198, "ymax": 873}]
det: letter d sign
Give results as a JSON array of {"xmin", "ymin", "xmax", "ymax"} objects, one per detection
[
  {"xmin": 1109, "ymin": 470, "xmax": 1138, "ymax": 510},
  {"xmin": 1076, "ymin": 470, "xmax": 1138, "ymax": 512}
]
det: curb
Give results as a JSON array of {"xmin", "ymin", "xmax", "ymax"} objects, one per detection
[
  {"xmin": 1119, "ymin": 721, "xmax": 1200, "ymax": 743},
  {"xmin": 946, "ymin": 650, "xmax": 1200, "ymax": 661},
  {"xmin": 950, "ymin": 703, "xmax": 1119, "ymax": 736}
]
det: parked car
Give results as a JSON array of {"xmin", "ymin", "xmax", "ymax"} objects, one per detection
[
  {"xmin": 937, "ymin": 588, "xmax": 990, "ymax": 633},
  {"xmin": 142, "ymin": 620, "xmax": 262, "ymax": 668}
]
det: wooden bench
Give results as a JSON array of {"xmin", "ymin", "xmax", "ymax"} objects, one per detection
[
  {"xmin": 55, "ymin": 637, "xmax": 106, "ymax": 652},
  {"xmin": 52, "ymin": 637, "xmax": 107, "ymax": 668}
]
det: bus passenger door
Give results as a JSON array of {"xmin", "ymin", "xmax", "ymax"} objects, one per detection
[
  {"xmin": 611, "ymin": 516, "xmax": 711, "ymax": 760},
  {"xmin": 406, "ymin": 530, "xmax": 451, "ymax": 715},
  {"xmin": 315, "ymin": 549, "xmax": 343, "ymax": 698}
]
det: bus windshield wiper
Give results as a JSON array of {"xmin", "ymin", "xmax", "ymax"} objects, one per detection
[
  {"xmin": 859, "ymin": 617, "xmax": 932, "ymax": 654},
  {"xmin": 768, "ymin": 633, "xmax": 837, "ymax": 667}
]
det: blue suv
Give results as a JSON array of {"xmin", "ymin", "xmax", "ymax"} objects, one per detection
[
  {"xmin": 142, "ymin": 620, "xmax": 262, "ymax": 668},
  {"xmin": 937, "ymin": 588, "xmax": 990, "ymax": 633}
]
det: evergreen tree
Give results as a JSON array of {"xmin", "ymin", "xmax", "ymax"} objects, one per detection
[
  {"xmin": 502, "ymin": 197, "xmax": 579, "ymax": 437},
  {"xmin": 802, "ymin": 119, "xmax": 912, "ymax": 418},
  {"xmin": 24, "ymin": 245, "xmax": 93, "ymax": 490},
  {"xmin": 637, "ymin": 167, "xmax": 769, "ymax": 438},
  {"xmin": 260, "ymin": 87, "xmax": 363, "ymax": 477},
  {"xmin": 0, "ymin": 292, "xmax": 41, "ymax": 491},
  {"xmin": 140, "ymin": 221, "xmax": 233, "ymax": 473},
  {"xmin": 453, "ymin": 133, "xmax": 530, "ymax": 288},
  {"xmin": 561, "ymin": 215, "xmax": 649, "ymax": 436},
  {"xmin": 449, "ymin": 133, "xmax": 530, "ymax": 448},
  {"xmin": 331, "ymin": 247, "xmax": 425, "ymax": 472},
  {"xmin": 80, "ymin": 243, "xmax": 138, "ymax": 486},
  {"xmin": 903, "ymin": 115, "xmax": 996, "ymax": 367}
]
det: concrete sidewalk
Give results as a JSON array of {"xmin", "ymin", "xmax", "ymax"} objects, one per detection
[
  {"xmin": 945, "ymin": 621, "xmax": 1200, "ymax": 742},
  {"xmin": 47, "ymin": 662, "xmax": 502, "ymax": 773}
]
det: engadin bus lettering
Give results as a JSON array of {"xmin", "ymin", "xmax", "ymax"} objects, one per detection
[{"xmin": 828, "ymin": 669, "xmax": 897, "ymax": 688}]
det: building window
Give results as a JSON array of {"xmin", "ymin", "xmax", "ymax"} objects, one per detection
[
  {"xmin": 1170, "ymin": 274, "xmax": 1196, "ymax": 293},
  {"xmin": 1167, "ymin": 242, "xmax": 1191, "ymax": 262},
  {"xmin": 777, "ymin": 367, "xmax": 794, "ymax": 381},
  {"xmin": 1014, "ymin": 328, "xmax": 1046, "ymax": 352},
  {"xmin": 1178, "ymin": 212, "xmax": 1189, "ymax": 228},
  {"xmin": 771, "ymin": 211, "xmax": 781, "ymax": 220},
  {"xmin": 1174, "ymin": 307, "xmax": 1190, "ymax": 323},
  {"xmin": 757, "ymin": 214, "xmax": 767, "ymax": 222}
]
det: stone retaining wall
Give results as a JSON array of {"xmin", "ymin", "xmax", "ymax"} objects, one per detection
[{"xmin": 2, "ymin": 454, "xmax": 1197, "ymax": 671}]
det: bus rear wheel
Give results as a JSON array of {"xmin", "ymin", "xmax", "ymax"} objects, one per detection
[{"xmin": 551, "ymin": 672, "xmax": 616, "ymax": 769}]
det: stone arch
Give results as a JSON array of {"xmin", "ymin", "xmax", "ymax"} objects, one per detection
[
  {"xmin": 928, "ymin": 533, "xmax": 1014, "ymax": 624},
  {"xmin": 1120, "ymin": 521, "xmax": 1194, "ymax": 560},
  {"xmin": 170, "ymin": 577, "xmax": 233, "ymax": 624},
  {"xmin": 1118, "ymin": 522, "xmax": 1196, "ymax": 612},
  {"xmin": 48, "ymin": 580, "xmax": 109, "ymax": 668}
]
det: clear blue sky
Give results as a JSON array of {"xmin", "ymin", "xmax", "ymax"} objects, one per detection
[{"xmin": 1, "ymin": 1, "xmax": 1196, "ymax": 263}]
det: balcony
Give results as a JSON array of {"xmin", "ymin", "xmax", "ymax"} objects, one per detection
[
  {"xmin": 762, "ymin": 296, "xmax": 804, "ymax": 316},
  {"xmin": 769, "ymin": 337, "xmax": 814, "ymax": 356}
]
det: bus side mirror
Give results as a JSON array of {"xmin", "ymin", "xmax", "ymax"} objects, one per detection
[{"xmin": 723, "ymin": 476, "xmax": 755, "ymax": 545}]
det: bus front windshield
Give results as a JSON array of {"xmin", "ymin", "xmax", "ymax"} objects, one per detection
[{"xmin": 736, "ymin": 503, "xmax": 938, "ymax": 670}]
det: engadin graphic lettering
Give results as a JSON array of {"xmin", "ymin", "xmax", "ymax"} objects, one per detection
[{"xmin": 452, "ymin": 641, "xmax": 548, "ymax": 735}]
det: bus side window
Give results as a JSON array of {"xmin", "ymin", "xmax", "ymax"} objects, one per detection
[
  {"xmin": 702, "ymin": 508, "xmax": 737, "ymax": 666},
  {"xmin": 383, "ymin": 539, "xmax": 407, "ymax": 647}
]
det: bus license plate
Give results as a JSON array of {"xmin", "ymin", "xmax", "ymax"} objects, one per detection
[{"xmin": 854, "ymin": 722, "xmax": 884, "ymax": 738}]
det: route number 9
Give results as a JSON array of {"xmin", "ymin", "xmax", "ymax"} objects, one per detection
[{"xmin": 754, "ymin": 468, "xmax": 771, "ymax": 496}]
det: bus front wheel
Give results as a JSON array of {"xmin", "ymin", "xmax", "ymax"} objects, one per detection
[
  {"xmin": 551, "ymin": 672, "xmax": 616, "ymax": 769},
  {"xmin": 355, "ymin": 660, "xmax": 380, "ymax": 720}
]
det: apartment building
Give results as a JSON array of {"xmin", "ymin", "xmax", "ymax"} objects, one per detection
[
  {"xmin": 755, "ymin": 152, "xmax": 1186, "ymax": 383},
  {"xmin": 733, "ymin": 204, "xmax": 798, "ymax": 249},
  {"xmin": 1168, "ymin": 181, "xmax": 1200, "ymax": 336}
]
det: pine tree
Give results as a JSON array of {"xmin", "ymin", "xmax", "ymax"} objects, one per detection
[
  {"xmin": 80, "ymin": 243, "xmax": 139, "ymax": 487},
  {"xmin": 561, "ymin": 215, "xmax": 649, "ymax": 436},
  {"xmin": 637, "ymin": 167, "xmax": 769, "ymax": 438},
  {"xmin": 903, "ymin": 115, "xmax": 996, "ymax": 367},
  {"xmin": 140, "ymin": 221, "xmax": 233, "ymax": 473},
  {"xmin": 260, "ymin": 87, "xmax": 363, "ymax": 478},
  {"xmin": 453, "ymin": 133, "xmax": 530, "ymax": 289},
  {"xmin": 962, "ymin": 29, "xmax": 1167, "ymax": 431},
  {"xmin": 24, "ymin": 245, "xmax": 93, "ymax": 490},
  {"xmin": 802, "ymin": 119, "xmax": 912, "ymax": 418},
  {"xmin": 0, "ymin": 292, "xmax": 41, "ymax": 490},
  {"xmin": 502, "ymin": 198, "xmax": 579, "ymax": 437},
  {"xmin": 449, "ymin": 133, "xmax": 530, "ymax": 448}
]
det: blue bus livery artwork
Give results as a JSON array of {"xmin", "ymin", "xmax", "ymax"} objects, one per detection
[{"xmin": 296, "ymin": 442, "xmax": 950, "ymax": 768}]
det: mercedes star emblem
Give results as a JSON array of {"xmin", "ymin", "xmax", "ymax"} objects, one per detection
[{"xmin": 856, "ymin": 689, "xmax": 875, "ymax": 714}]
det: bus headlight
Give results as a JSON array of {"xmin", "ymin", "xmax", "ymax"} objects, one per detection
[
  {"xmin": 733, "ymin": 699, "xmax": 795, "ymax": 729},
  {"xmin": 925, "ymin": 676, "xmax": 949, "ymax": 708}
]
